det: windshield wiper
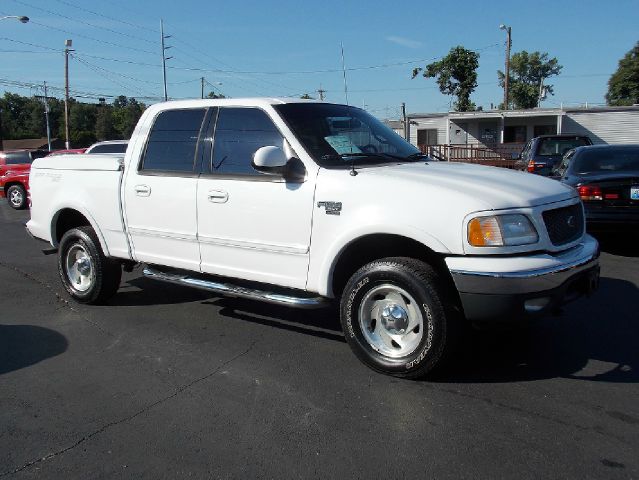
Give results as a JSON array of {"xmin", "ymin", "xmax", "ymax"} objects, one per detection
[{"xmin": 404, "ymin": 152, "xmax": 430, "ymax": 161}]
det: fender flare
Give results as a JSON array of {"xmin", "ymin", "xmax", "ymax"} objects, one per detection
[
  {"xmin": 313, "ymin": 223, "xmax": 451, "ymax": 297},
  {"xmin": 50, "ymin": 204, "xmax": 111, "ymax": 257}
]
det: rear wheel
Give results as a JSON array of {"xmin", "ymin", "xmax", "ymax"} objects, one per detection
[
  {"xmin": 58, "ymin": 226, "xmax": 121, "ymax": 304},
  {"xmin": 7, "ymin": 185, "xmax": 27, "ymax": 210},
  {"xmin": 340, "ymin": 257, "xmax": 457, "ymax": 378}
]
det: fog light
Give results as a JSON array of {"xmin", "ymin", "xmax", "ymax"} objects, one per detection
[{"xmin": 524, "ymin": 297, "xmax": 551, "ymax": 312}]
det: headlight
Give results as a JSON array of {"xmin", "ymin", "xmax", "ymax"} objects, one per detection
[{"xmin": 468, "ymin": 214, "xmax": 538, "ymax": 247}]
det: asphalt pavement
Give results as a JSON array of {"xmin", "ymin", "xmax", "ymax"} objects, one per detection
[{"xmin": 1, "ymin": 203, "xmax": 638, "ymax": 479}]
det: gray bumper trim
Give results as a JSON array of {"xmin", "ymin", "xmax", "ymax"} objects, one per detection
[{"xmin": 450, "ymin": 248, "xmax": 600, "ymax": 295}]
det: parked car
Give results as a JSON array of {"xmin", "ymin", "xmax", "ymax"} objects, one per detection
[
  {"xmin": 26, "ymin": 99, "xmax": 599, "ymax": 379},
  {"xmin": 85, "ymin": 140, "xmax": 128, "ymax": 154},
  {"xmin": 0, "ymin": 150, "xmax": 49, "ymax": 209},
  {"xmin": 47, "ymin": 148, "xmax": 87, "ymax": 156},
  {"xmin": 0, "ymin": 149, "xmax": 48, "ymax": 176},
  {"xmin": 552, "ymin": 144, "xmax": 639, "ymax": 231},
  {"xmin": 516, "ymin": 135, "xmax": 592, "ymax": 176},
  {"xmin": 0, "ymin": 169, "xmax": 30, "ymax": 209},
  {"xmin": 1, "ymin": 149, "xmax": 86, "ymax": 209}
]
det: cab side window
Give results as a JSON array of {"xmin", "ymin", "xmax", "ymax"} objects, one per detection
[
  {"xmin": 141, "ymin": 108, "xmax": 207, "ymax": 172},
  {"xmin": 211, "ymin": 108, "xmax": 284, "ymax": 176}
]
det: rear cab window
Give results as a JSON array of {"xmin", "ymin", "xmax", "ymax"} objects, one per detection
[
  {"xmin": 140, "ymin": 108, "xmax": 208, "ymax": 173},
  {"xmin": 537, "ymin": 137, "xmax": 590, "ymax": 157},
  {"xmin": 4, "ymin": 152, "xmax": 32, "ymax": 165}
]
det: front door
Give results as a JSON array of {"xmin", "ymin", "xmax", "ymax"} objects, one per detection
[
  {"xmin": 196, "ymin": 107, "xmax": 315, "ymax": 289},
  {"xmin": 123, "ymin": 107, "xmax": 208, "ymax": 271}
]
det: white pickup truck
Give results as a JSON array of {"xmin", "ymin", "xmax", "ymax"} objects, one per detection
[{"xmin": 26, "ymin": 98, "xmax": 600, "ymax": 378}]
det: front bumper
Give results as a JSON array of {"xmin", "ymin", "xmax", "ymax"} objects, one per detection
[{"xmin": 446, "ymin": 235, "xmax": 600, "ymax": 323}]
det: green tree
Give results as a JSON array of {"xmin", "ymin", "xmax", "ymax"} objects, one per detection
[
  {"xmin": 606, "ymin": 41, "xmax": 639, "ymax": 106},
  {"xmin": 300, "ymin": 93, "xmax": 314, "ymax": 99},
  {"xmin": 206, "ymin": 91, "xmax": 226, "ymax": 99},
  {"xmin": 498, "ymin": 51, "xmax": 562, "ymax": 109},
  {"xmin": 112, "ymin": 97, "xmax": 145, "ymax": 139},
  {"xmin": 95, "ymin": 106, "xmax": 115, "ymax": 140},
  {"xmin": 412, "ymin": 46, "xmax": 479, "ymax": 111}
]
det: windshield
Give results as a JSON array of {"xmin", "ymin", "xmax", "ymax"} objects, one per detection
[
  {"xmin": 274, "ymin": 103, "xmax": 421, "ymax": 167},
  {"xmin": 89, "ymin": 143, "xmax": 128, "ymax": 154},
  {"xmin": 574, "ymin": 147, "xmax": 639, "ymax": 174},
  {"xmin": 537, "ymin": 137, "xmax": 590, "ymax": 157}
]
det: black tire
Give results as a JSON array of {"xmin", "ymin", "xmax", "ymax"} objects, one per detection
[
  {"xmin": 7, "ymin": 184, "xmax": 27, "ymax": 210},
  {"xmin": 58, "ymin": 226, "xmax": 122, "ymax": 304},
  {"xmin": 340, "ymin": 257, "xmax": 458, "ymax": 379}
]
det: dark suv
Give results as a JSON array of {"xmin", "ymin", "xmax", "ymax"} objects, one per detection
[{"xmin": 516, "ymin": 135, "xmax": 592, "ymax": 176}]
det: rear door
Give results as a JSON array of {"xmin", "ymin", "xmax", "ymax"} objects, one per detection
[{"xmin": 123, "ymin": 107, "xmax": 209, "ymax": 271}]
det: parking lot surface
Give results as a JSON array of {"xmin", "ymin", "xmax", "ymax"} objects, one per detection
[{"xmin": 1, "ymin": 204, "xmax": 638, "ymax": 479}]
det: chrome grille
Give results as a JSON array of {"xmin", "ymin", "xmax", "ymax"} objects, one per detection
[{"xmin": 543, "ymin": 203, "xmax": 584, "ymax": 246}]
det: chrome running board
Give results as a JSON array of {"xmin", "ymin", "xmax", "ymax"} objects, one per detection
[{"xmin": 142, "ymin": 267, "xmax": 329, "ymax": 309}]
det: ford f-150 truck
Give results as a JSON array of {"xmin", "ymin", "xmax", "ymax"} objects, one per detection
[{"xmin": 26, "ymin": 98, "xmax": 600, "ymax": 378}]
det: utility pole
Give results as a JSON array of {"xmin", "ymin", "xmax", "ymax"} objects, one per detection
[
  {"xmin": 201, "ymin": 77, "xmax": 205, "ymax": 99},
  {"xmin": 317, "ymin": 85, "xmax": 326, "ymax": 101},
  {"xmin": 43, "ymin": 82, "xmax": 52, "ymax": 151},
  {"xmin": 340, "ymin": 42, "xmax": 349, "ymax": 105},
  {"xmin": 161, "ymin": 20, "xmax": 172, "ymax": 101},
  {"xmin": 64, "ymin": 39, "xmax": 73, "ymax": 149},
  {"xmin": 401, "ymin": 102, "xmax": 408, "ymax": 141},
  {"xmin": 499, "ymin": 24, "xmax": 512, "ymax": 110}
]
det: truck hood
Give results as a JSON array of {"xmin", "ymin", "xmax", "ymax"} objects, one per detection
[{"xmin": 362, "ymin": 161, "xmax": 577, "ymax": 210}]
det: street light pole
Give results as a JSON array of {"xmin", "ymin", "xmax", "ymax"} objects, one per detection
[
  {"xmin": 500, "ymin": 24, "xmax": 512, "ymax": 110},
  {"xmin": 64, "ymin": 39, "xmax": 73, "ymax": 149},
  {"xmin": 43, "ymin": 82, "xmax": 52, "ymax": 151}
]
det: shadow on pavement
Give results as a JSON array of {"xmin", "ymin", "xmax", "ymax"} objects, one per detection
[
  {"xmin": 204, "ymin": 297, "xmax": 345, "ymax": 343},
  {"xmin": 106, "ymin": 277, "xmax": 212, "ymax": 306},
  {"xmin": 432, "ymin": 276, "xmax": 639, "ymax": 384},
  {"xmin": 0, "ymin": 324, "xmax": 68, "ymax": 375},
  {"xmin": 590, "ymin": 231, "xmax": 638, "ymax": 257}
]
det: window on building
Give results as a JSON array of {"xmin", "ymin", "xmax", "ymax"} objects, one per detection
[
  {"xmin": 504, "ymin": 126, "xmax": 527, "ymax": 143},
  {"xmin": 141, "ymin": 108, "xmax": 207, "ymax": 172},
  {"xmin": 417, "ymin": 129, "xmax": 438, "ymax": 147},
  {"xmin": 211, "ymin": 107, "xmax": 284, "ymax": 176},
  {"xmin": 533, "ymin": 125, "xmax": 555, "ymax": 137}
]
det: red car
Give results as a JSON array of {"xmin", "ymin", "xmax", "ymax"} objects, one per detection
[
  {"xmin": 1, "ymin": 148, "xmax": 86, "ymax": 209},
  {"xmin": 0, "ymin": 169, "xmax": 31, "ymax": 209}
]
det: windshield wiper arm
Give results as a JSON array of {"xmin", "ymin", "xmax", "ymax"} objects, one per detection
[{"xmin": 405, "ymin": 152, "xmax": 430, "ymax": 161}]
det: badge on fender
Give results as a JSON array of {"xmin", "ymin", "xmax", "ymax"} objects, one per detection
[{"xmin": 317, "ymin": 201, "xmax": 342, "ymax": 215}]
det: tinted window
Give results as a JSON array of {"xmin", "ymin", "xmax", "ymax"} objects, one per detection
[
  {"xmin": 141, "ymin": 108, "xmax": 206, "ymax": 172},
  {"xmin": 211, "ymin": 108, "xmax": 284, "ymax": 175},
  {"xmin": 574, "ymin": 148, "xmax": 639, "ymax": 173},
  {"xmin": 5, "ymin": 152, "xmax": 32, "ymax": 164},
  {"xmin": 537, "ymin": 137, "xmax": 590, "ymax": 156},
  {"xmin": 275, "ymin": 103, "xmax": 419, "ymax": 167},
  {"xmin": 89, "ymin": 143, "xmax": 128, "ymax": 154}
]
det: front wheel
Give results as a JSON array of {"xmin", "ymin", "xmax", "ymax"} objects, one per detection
[
  {"xmin": 58, "ymin": 226, "xmax": 122, "ymax": 304},
  {"xmin": 7, "ymin": 185, "xmax": 27, "ymax": 210},
  {"xmin": 340, "ymin": 257, "xmax": 457, "ymax": 378}
]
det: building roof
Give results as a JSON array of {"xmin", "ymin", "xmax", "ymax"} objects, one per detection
[
  {"xmin": 408, "ymin": 105, "xmax": 639, "ymax": 121},
  {"xmin": 2, "ymin": 137, "xmax": 56, "ymax": 150}
]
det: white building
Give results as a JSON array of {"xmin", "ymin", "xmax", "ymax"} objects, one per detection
[{"xmin": 407, "ymin": 105, "xmax": 639, "ymax": 151}]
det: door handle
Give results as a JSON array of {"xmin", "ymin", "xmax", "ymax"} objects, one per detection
[
  {"xmin": 134, "ymin": 184, "xmax": 151, "ymax": 196},
  {"xmin": 207, "ymin": 190, "xmax": 229, "ymax": 203}
]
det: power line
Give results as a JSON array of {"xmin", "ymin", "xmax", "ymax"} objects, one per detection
[
  {"xmin": 11, "ymin": 0, "xmax": 157, "ymax": 45},
  {"xmin": 25, "ymin": 19, "xmax": 156, "ymax": 55},
  {"xmin": 51, "ymin": 0, "xmax": 159, "ymax": 35}
]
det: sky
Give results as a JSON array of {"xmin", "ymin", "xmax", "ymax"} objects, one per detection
[{"xmin": 1, "ymin": 0, "xmax": 638, "ymax": 119}]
